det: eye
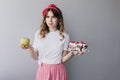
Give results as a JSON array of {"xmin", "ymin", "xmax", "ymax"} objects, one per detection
[
  {"xmin": 46, "ymin": 16, "xmax": 49, "ymax": 18},
  {"xmin": 52, "ymin": 16, "xmax": 56, "ymax": 18}
]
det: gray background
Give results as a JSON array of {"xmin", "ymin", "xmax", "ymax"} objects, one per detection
[{"xmin": 0, "ymin": 0, "xmax": 120, "ymax": 80}]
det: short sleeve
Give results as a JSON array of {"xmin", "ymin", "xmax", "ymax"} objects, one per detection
[
  {"xmin": 63, "ymin": 34, "xmax": 70, "ymax": 50},
  {"xmin": 32, "ymin": 30, "xmax": 39, "ymax": 49}
]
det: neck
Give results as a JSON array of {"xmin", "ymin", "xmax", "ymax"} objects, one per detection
[{"xmin": 49, "ymin": 27, "xmax": 57, "ymax": 32}]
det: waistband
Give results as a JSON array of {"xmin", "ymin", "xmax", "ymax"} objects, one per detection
[{"xmin": 40, "ymin": 63, "xmax": 64, "ymax": 67}]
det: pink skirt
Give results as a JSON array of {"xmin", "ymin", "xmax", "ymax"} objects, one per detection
[{"xmin": 36, "ymin": 63, "xmax": 68, "ymax": 80}]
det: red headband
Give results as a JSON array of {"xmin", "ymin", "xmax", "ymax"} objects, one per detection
[{"xmin": 42, "ymin": 4, "xmax": 60, "ymax": 17}]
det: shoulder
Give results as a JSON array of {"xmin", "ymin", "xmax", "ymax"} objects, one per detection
[
  {"xmin": 62, "ymin": 32, "xmax": 70, "ymax": 40},
  {"xmin": 63, "ymin": 32, "xmax": 69, "ymax": 37},
  {"xmin": 35, "ymin": 29, "xmax": 40, "ymax": 34},
  {"xmin": 34, "ymin": 29, "xmax": 41, "ymax": 39}
]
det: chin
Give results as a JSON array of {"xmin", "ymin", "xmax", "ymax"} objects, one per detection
[{"xmin": 48, "ymin": 25, "xmax": 55, "ymax": 28}]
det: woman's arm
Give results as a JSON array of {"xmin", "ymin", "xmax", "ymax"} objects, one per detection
[
  {"xmin": 61, "ymin": 50, "xmax": 74, "ymax": 63},
  {"xmin": 27, "ymin": 45, "xmax": 39, "ymax": 60},
  {"xmin": 19, "ymin": 43, "xmax": 39, "ymax": 60}
]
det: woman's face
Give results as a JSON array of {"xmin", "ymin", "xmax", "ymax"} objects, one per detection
[{"xmin": 45, "ymin": 10, "xmax": 58, "ymax": 30}]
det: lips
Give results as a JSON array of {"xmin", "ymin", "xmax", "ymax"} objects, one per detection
[{"xmin": 48, "ymin": 23, "xmax": 53, "ymax": 25}]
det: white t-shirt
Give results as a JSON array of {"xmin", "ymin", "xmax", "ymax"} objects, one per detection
[{"xmin": 33, "ymin": 30, "xmax": 70, "ymax": 65}]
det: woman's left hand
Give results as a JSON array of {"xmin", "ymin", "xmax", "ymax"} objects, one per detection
[{"xmin": 71, "ymin": 49, "xmax": 85, "ymax": 56}]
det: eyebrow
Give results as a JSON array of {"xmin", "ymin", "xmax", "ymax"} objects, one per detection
[{"xmin": 46, "ymin": 15, "xmax": 56, "ymax": 17}]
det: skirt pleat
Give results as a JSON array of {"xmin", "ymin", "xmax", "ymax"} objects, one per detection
[{"xmin": 36, "ymin": 63, "xmax": 68, "ymax": 80}]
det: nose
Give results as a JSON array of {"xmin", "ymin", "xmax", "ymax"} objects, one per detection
[{"xmin": 49, "ymin": 17, "xmax": 52, "ymax": 22}]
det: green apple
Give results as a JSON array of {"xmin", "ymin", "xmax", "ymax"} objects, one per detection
[{"xmin": 20, "ymin": 37, "xmax": 30, "ymax": 46}]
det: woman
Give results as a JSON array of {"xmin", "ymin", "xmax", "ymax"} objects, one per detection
[{"xmin": 20, "ymin": 4, "xmax": 79, "ymax": 80}]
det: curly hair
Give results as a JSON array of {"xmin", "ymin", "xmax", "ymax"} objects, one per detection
[{"xmin": 39, "ymin": 8, "xmax": 65, "ymax": 41}]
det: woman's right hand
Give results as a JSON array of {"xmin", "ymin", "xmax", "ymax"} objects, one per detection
[{"xmin": 19, "ymin": 44, "xmax": 30, "ymax": 50}]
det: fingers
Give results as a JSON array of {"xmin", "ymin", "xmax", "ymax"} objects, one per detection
[
  {"xmin": 71, "ymin": 50, "xmax": 85, "ymax": 56},
  {"xmin": 19, "ymin": 44, "xmax": 29, "ymax": 49},
  {"xmin": 72, "ymin": 51, "xmax": 78, "ymax": 55}
]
